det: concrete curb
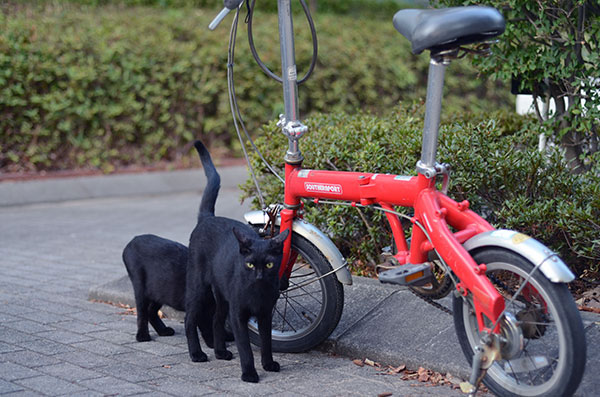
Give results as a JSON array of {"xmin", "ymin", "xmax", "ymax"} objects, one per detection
[{"xmin": 0, "ymin": 166, "xmax": 247, "ymax": 207}]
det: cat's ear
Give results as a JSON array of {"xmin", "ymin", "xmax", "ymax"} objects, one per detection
[
  {"xmin": 232, "ymin": 227, "xmax": 252, "ymax": 255},
  {"xmin": 270, "ymin": 229, "xmax": 290, "ymax": 248}
]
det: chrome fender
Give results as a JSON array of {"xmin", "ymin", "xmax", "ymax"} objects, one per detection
[
  {"xmin": 244, "ymin": 210, "xmax": 352, "ymax": 285},
  {"xmin": 463, "ymin": 229, "xmax": 575, "ymax": 283}
]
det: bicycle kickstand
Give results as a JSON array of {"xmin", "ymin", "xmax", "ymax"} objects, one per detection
[{"xmin": 460, "ymin": 333, "xmax": 501, "ymax": 396}]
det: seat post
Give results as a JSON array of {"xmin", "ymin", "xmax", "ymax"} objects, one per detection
[{"xmin": 417, "ymin": 56, "xmax": 448, "ymax": 178}]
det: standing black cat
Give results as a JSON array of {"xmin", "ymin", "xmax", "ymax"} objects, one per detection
[
  {"xmin": 186, "ymin": 140, "xmax": 288, "ymax": 383},
  {"xmin": 122, "ymin": 234, "xmax": 214, "ymax": 346}
]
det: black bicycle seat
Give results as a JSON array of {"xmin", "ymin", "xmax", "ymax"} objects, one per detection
[{"xmin": 393, "ymin": 6, "xmax": 505, "ymax": 55}]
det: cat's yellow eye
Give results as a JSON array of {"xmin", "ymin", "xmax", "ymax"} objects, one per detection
[
  {"xmin": 246, "ymin": 262, "xmax": 254, "ymax": 269},
  {"xmin": 265, "ymin": 263, "xmax": 274, "ymax": 269}
]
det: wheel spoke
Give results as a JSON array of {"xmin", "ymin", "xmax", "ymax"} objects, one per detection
[{"xmin": 285, "ymin": 294, "xmax": 319, "ymax": 320}]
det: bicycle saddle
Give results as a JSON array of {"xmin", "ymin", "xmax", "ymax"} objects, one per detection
[{"xmin": 393, "ymin": 6, "xmax": 505, "ymax": 55}]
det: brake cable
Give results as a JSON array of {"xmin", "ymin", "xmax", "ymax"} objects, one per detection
[
  {"xmin": 227, "ymin": 0, "xmax": 319, "ymax": 207},
  {"xmin": 247, "ymin": 0, "xmax": 318, "ymax": 84}
]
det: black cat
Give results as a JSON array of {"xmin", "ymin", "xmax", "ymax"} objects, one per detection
[
  {"xmin": 185, "ymin": 140, "xmax": 288, "ymax": 383},
  {"xmin": 122, "ymin": 234, "xmax": 214, "ymax": 345}
]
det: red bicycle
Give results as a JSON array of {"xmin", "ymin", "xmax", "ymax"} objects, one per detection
[{"xmin": 209, "ymin": 1, "xmax": 586, "ymax": 396}]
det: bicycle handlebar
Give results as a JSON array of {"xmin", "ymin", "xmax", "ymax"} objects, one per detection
[{"xmin": 209, "ymin": 0, "xmax": 245, "ymax": 30}]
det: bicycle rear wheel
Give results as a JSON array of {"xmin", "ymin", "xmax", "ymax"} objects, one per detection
[
  {"xmin": 249, "ymin": 230, "xmax": 344, "ymax": 352},
  {"xmin": 452, "ymin": 248, "xmax": 586, "ymax": 397}
]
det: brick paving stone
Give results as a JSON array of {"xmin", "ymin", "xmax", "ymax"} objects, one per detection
[
  {"xmin": 1, "ymin": 350, "xmax": 62, "ymax": 368},
  {"xmin": 16, "ymin": 338, "xmax": 75, "ymax": 355},
  {"xmin": 139, "ymin": 376, "xmax": 217, "ymax": 396},
  {"xmin": 0, "ymin": 362, "xmax": 41, "ymax": 381},
  {"xmin": 78, "ymin": 375, "xmax": 154, "ymax": 396},
  {"xmin": 66, "ymin": 310, "xmax": 120, "ymax": 324},
  {"xmin": 0, "ymin": 312, "xmax": 20, "ymax": 323},
  {"xmin": 37, "ymin": 362, "xmax": 102, "ymax": 382},
  {"xmin": 1, "ymin": 391, "xmax": 44, "ymax": 397},
  {"xmin": 112, "ymin": 350, "xmax": 183, "ymax": 369},
  {"xmin": 204, "ymin": 376, "xmax": 282, "ymax": 396},
  {"xmin": 125, "ymin": 340, "xmax": 188, "ymax": 357},
  {"xmin": 51, "ymin": 350, "xmax": 114, "ymax": 369},
  {"xmin": 0, "ymin": 327, "xmax": 39, "ymax": 344},
  {"xmin": 0, "ymin": 341, "xmax": 23, "ymax": 354},
  {"xmin": 70, "ymin": 339, "xmax": 135, "ymax": 357},
  {"xmin": 59, "ymin": 391, "xmax": 105, "ymax": 397},
  {"xmin": 18, "ymin": 299, "xmax": 84, "ymax": 316},
  {"xmin": 0, "ymin": 379, "xmax": 25, "ymax": 394},
  {"xmin": 87, "ymin": 329, "xmax": 136, "ymax": 345},
  {"xmin": 35, "ymin": 329, "xmax": 94, "ymax": 344},
  {"xmin": 3, "ymin": 320, "xmax": 58, "ymax": 334},
  {"xmin": 17, "ymin": 311, "xmax": 65, "ymax": 325},
  {"xmin": 97, "ymin": 361, "xmax": 164, "ymax": 383},
  {"xmin": 152, "ymin": 362, "xmax": 232, "ymax": 383},
  {"xmin": 51, "ymin": 320, "xmax": 108, "ymax": 334},
  {"xmin": 14, "ymin": 375, "xmax": 87, "ymax": 396}
]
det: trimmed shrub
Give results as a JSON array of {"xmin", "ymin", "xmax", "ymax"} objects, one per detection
[
  {"xmin": 240, "ymin": 106, "xmax": 600, "ymax": 280},
  {"xmin": 0, "ymin": 4, "xmax": 510, "ymax": 172},
  {"xmin": 14, "ymin": 0, "xmax": 425, "ymax": 17}
]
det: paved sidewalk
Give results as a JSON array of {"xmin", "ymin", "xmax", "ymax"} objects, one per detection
[
  {"xmin": 0, "ymin": 169, "xmax": 466, "ymax": 396},
  {"xmin": 1, "ymin": 168, "xmax": 597, "ymax": 396}
]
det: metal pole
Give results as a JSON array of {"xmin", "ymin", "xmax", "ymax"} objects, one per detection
[
  {"xmin": 277, "ymin": 0, "xmax": 305, "ymax": 163},
  {"xmin": 417, "ymin": 57, "xmax": 447, "ymax": 178},
  {"xmin": 278, "ymin": 0, "xmax": 300, "ymax": 124}
]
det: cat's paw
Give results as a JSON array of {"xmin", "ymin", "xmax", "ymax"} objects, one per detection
[
  {"xmin": 241, "ymin": 370, "xmax": 259, "ymax": 383},
  {"xmin": 215, "ymin": 349, "xmax": 233, "ymax": 360},
  {"xmin": 136, "ymin": 332, "xmax": 152, "ymax": 342},
  {"xmin": 157, "ymin": 327, "xmax": 175, "ymax": 336},
  {"xmin": 190, "ymin": 351, "xmax": 208, "ymax": 362},
  {"xmin": 263, "ymin": 361, "xmax": 280, "ymax": 372}
]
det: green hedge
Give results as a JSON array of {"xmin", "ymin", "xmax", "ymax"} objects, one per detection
[
  {"xmin": 240, "ymin": 107, "xmax": 600, "ymax": 280},
  {"xmin": 14, "ymin": 0, "xmax": 426, "ymax": 16},
  {"xmin": 0, "ymin": 4, "xmax": 510, "ymax": 172}
]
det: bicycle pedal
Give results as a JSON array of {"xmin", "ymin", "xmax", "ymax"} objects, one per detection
[{"xmin": 377, "ymin": 263, "xmax": 433, "ymax": 286}]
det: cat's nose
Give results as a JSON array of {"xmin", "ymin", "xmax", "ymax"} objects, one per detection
[{"xmin": 256, "ymin": 270, "xmax": 263, "ymax": 280}]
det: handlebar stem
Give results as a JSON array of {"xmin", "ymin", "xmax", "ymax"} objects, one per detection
[{"xmin": 277, "ymin": 0, "xmax": 303, "ymax": 163}]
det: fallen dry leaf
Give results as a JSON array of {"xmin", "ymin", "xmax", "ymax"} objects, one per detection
[
  {"xmin": 352, "ymin": 359, "xmax": 364, "ymax": 367},
  {"xmin": 377, "ymin": 393, "xmax": 393, "ymax": 397},
  {"xmin": 418, "ymin": 372, "xmax": 430, "ymax": 382}
]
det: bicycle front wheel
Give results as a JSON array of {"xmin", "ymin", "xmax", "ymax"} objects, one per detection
[
  {"xmin": 452, "ymin": 248, "xmax": 586, "ymax": 397},
  {"xmin": 249, "ymin": 230, "xmax": 344, "ymax": 352}
]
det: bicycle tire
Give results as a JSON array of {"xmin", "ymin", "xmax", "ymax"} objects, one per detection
[
  {"xmin": 452, "ymin": 247, "xmax": 586, "ymax": 397},
  {"xmin": 249, "ymin": 229, "xmax": 344, "ymax": 353}
]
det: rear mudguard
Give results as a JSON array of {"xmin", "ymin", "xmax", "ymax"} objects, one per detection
[
  {"xmin": 463, "ymin": 229, "xmax": 575, "ymax": 283},
  {"xmin": 244, "ymin": 210, "xmax": 352, "ymax": 285}
]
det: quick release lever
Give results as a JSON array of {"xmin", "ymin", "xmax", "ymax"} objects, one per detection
[{"xmin": 208, "ymin": 0, "xmax": 245, "ymax": 30}]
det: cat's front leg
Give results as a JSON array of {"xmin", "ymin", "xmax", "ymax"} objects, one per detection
[
  {"xmin": 258, "ymin": 313, "xmax": 279, "ymax": 372},
  {"xmin": 231, "ymin": 314, "xmax": 259, "ymax": 383}
]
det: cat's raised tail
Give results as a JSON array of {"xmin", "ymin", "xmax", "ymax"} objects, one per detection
[{"xmin": 194, "ymin": 140, "xmax": 221, "ymax": 218}]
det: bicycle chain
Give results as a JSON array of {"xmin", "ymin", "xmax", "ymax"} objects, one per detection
[
  {"xmin": 408, "ymin": 273, "xmax": 523, "ymax": 316},
  {"xmin": 408, "ymin": 287, "xmax": 453, "ymax": 316}
]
